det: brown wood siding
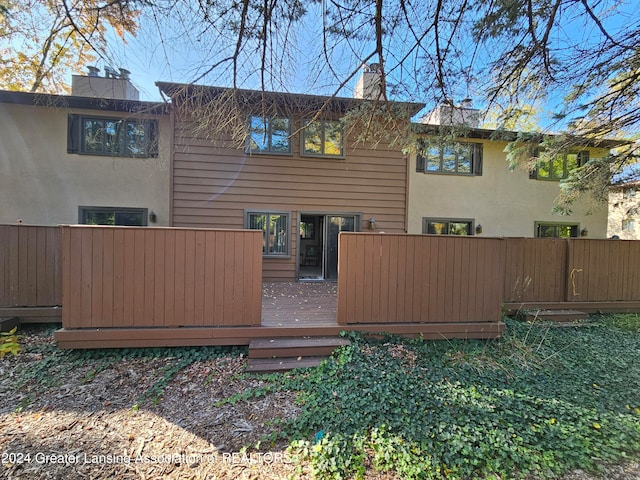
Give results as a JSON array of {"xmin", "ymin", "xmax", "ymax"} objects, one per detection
[
  {"xmin": 61, "ymin": 226, "xmax": 262, "ymax": 329},
  {"xmin": 337, "ymin": 233, "xmax": 505, "ymax": 324},
  {"xmin": 567, "ymin": 239, "xmax": 640, "ymax": 302},
  {"xmin": 171, "ymin": 118, "xmax": 409, "ymax": 280},
  {"xmin": 503, "ymin": 238, "xmax": 567, "ymax": 303},
  {"xmin": 0, "ymin": 224, "xmax": 61, "ymax": 307}
]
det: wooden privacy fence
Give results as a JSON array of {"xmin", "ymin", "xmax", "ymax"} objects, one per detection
[
  {"xmin": 503, "ymin": 237, "xmax": 640, "ymax": 303},
  {"xmin": 567, "ymin": 239, "xmax": 640, "ymax": 302},
  {"xmin": 337, "ymin": 234, "xmax": 506, "ymax": 324},
  {"xmin": 0, "ymin": 224, "xmax": 62, "ymax": 308},
  {"xmin": 62, "ymin": 226, "xmax": 263, "ymax": 329},
  {"xmin": 337, "ymin": 235, "xmax": 640, "ymax": 325}
]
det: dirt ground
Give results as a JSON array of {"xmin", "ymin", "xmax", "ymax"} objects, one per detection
[{"xmin": 0, "ymin": 326, "xmax": 638, "ymax": 480}]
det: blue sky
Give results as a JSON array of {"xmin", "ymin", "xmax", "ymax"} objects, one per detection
[{"xmin": 97, "ymin": 1, "xmax": 639, "ymax": 134}]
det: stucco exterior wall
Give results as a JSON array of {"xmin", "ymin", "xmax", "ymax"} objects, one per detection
[
  {"xmin": 0, "ymin": 102, "xmax": 170, "ymax": 226},
  {"xmin": 408, "ymin": 139, "xmax": 609, "ymax": 238}
]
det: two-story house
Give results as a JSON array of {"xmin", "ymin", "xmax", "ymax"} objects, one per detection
[
  {"xmin": 2, "ymin": 67, "xmax": 624, "ymax": 284},
  {"xmin": 0, "ymin": 70, "xmax": 171, "ymax": 227}
]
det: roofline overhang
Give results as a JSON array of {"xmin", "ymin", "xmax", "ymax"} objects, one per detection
[
  {"xmin": 0, "ymin": 90, "xmax": 168, "ymax": 115},
  {"xmin": 411, "ymin": 123, "xmax": 629, "ymax": 150},
  {"xmin": 155, "ymin": 81, "xmax": 425, "ymax": 117}
]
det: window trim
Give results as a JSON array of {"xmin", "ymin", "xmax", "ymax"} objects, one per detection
[
  {"xmin": 246, "ymin": 114, "xmax": 293, "ymax": 155},
  {"xmin": 68, "ymin": 114, "xmax": 158, "ymax": 158},
  {"xmin": 532, "ymin": 151, "xmax": 589, "ymax": 181},
  {"xmin": 300, "ymin": 119, "xmax": 345, "ymax": 159},
  {"xmin": 78, "ymin": 206, "xmax": 148, "ymax": 226},
  {"xmin": 534, "ymin": 221, "xmax": 579, "ymax": 238},
  {"xmin": 245, "ymin": 210, "xmax": 291, "ymax": 258},
  {"xmin": 416, "ymin": 141, "xmax": 483, "ymax": 176},
  {"xmin": 422, "ymin": 217, "xmax": 475, "ymax": 235}
]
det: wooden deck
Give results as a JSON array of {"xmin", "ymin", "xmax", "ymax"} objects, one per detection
[
  {"xmin": 55, "ymin": 281, "xmax": 505, "ymax": 348},
  {"xmin": 261, "ymin": 282, "xmax": 338, "ymax": 327}
]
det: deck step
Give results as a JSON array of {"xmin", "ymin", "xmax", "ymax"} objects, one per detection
[
  {"xmin": 246, "ymin": 356, "xmax": 326, "ymax": 373},
  {"xmin": 248, "ymin": 336, "xmax": 350, "ymax": 359},
  {"xmin": 525, "ymin": 309, "xmax": 589, "ymax": 322}
]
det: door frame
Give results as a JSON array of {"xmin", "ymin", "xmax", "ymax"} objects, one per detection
[{"xmin": 297, "ymin": 211, "xmax": 361, "ymax": 281}]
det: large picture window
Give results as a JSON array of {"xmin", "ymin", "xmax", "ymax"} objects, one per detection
[
  {"xmin": 68, "ymin": 114, "xmax": 158, "ymax": 157},
  {"xmin": 302, "ymin": 119, "xmax": 344, "ymax": 157},
  {"xmin": 247, "ymin": 115, "xmax": 292, "ymax": 154},
  {"xmin": 79, "ymin": 206, "xmax": 148, "ymax": 226},
  {"xmin": 422, "ymin": 218, "xmax": 474, "ymax": 235},
  {"xmin": 417, "ymin": 142, "xmax": 483, "ymax": 175},
  {"xmin": 246, "ymin": 211, "xmax": 290, "ymax": 256},
  {"xmin": 534, "ymin": 151, "xmax": 589, "ymax": 180}
]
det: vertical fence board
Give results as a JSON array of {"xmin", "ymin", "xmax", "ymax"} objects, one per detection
[
  {"xmin": 142, "ymin": 229, "xmax": 156, "ymax": 327},
  {"xmin": 102, "ymin": 229, "xmax": 114, "ymax": 328},
  {"xmin": 204, "ymin": 231, "xmax": 217, "ymax": 324},
  {"xmin": 111, "ymin": 229, "xmax": 125, "ymax": 327},
  {"xmin": 183, "ymin": 229, "xmax": 196, "ymax": 327},
  {"xmin": 80, "ymin": 228, "xmax": 93, "ymax": 328},
  {"xmin": 213, "ymin": 232, "xmax": 226, "ymax": 326},
  {"xmin": 193, "ymin": 230, "xmax": 206, "ymax": 326},
  {"xmin": 90, "ymin": 230, "xmax": 104, "ymax": 329}
]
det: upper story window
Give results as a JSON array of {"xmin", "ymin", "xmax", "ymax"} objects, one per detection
[
  {"xmin": 246, "ymin": 211, "xmax": 290, "ymax": 257},
  {"xmin": 302, "ymin": 119, "xmax": 344, "ymax": 158},
  {"xmin": 623, "ymin": 187, "xmax": 637, "ymax": 199},
  {"xmin": 416, "ymin": 142, "xmax": 483, "ymax": 176},
  {"xmin": 423, "ymin": 218, "xmax": 474, "ymax": 235},
  {"xmin": 68, "ymin": 114, "xmax": 158, "ymax": 158},
  {"xmin": 533, "ymin": 151, "xmax": 589, "ymax": 180},
  {"xmin": 535, "ymin": 222, "xmax": 578, "ymax": 238},
  {"xmin": 247, "ymin": 115, "xmax": 292, "ymax": 154}
]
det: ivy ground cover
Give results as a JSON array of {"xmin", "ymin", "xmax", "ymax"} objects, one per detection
[{"xmin": 273, "ymin": 316, "xmax": 640, "ymax": 479}]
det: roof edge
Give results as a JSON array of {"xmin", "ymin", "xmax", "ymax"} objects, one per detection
[
  {"xmin": 0, "ymin": 90, "xmax": 168, "ymax": 115},
  {"xmin": 155, "ymin": 81, "xmax": 425, "ymax": 117},
  {"xmin": 412, "ymin": 123, "xmax": 629, "ymax": 149}
]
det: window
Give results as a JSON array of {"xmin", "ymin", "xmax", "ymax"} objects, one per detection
[
  {"xmin": 623, "ymin": 218, "xmax": 635, "ymax": 231},
  {"xmin": 79, "ymin": 206, "xmax": 148, "ymax": 226},
  {"xmin": 533, "ymin": 151, "xmax": 589, "ymax": 180},
  {"xmin": 68, "ymin": 114, "xmax": 158, "ymax": 157},
  {"xmin": 246, "ymin": 211, "xmax": 290, "ymax": 256},
  {"xmin": 302, "ymin": 119, "xmax": 344, "ymax": 157},
  {"xmin": 422, "ymin": 218, "xmax": 474, "ymax": 235},
  {"xmin": 535, "ymin": 222, "xmax": 579, "ymax": 238},
  {"xmin": 247, "ymin": 115, "xmax": 292, "ymax": 154},
  {"xmin": 416, "ymin": 142, "xmax": 483, "ymax": 175},
  {"xmin": 623, "ymin": 187, "xmax": 636, "ymax": 199}
]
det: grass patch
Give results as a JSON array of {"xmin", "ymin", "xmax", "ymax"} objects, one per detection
[{"xmin": 266, "ymin": 318, "xmax": 640, "ymax": 479}]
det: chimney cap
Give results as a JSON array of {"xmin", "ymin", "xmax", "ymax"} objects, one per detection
[
  {"xmin": 364, "ymin": 63, "xmax": 382, "ymax": 74},
  {"xmin": 87, "ymin": 66, "xmax": 100, "ymax": 77}
]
